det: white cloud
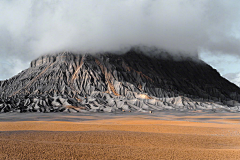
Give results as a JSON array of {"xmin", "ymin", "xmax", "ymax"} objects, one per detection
[{"xmin": 1, "ymin": 0, "xmax": 240, "ymax": 79}]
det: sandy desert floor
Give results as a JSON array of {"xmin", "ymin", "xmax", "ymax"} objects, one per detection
[{"xmin": 0, "ymin": 111, "xmax": 240, "ymax": 160}]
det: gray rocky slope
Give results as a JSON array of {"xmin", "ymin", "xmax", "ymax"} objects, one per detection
[{"xmin": 0, "ymin": 48, "xmax": 240, "ymax": 113}]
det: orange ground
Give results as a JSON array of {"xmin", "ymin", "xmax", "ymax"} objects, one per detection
[{"xmin": 0, "ymin": 113, "xmax": 240, "ymax": 159}]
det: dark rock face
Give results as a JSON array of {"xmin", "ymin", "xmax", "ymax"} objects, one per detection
[{"xmin": 0, "ymin": 48, "xmax": 240, "ymax": 113}]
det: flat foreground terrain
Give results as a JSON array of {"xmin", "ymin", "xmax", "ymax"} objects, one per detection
[{"xmin": 0, "ymin": 112, "xmax": 240, "ymax": 159}]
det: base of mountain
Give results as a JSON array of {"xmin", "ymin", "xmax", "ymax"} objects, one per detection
[
  {"xmin": 1, "ymin": 112, "xmax": 240, "ymax": 159},
  {"xmin": 1, "ymin": 93, "xmax": 240, "ymax": 113}
]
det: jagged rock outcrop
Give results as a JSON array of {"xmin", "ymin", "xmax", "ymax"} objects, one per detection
[{"xmin": 0, "ymin": 48, "xmax": 240, "ymax": 113}]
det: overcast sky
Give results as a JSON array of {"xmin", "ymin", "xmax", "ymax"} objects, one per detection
[{"xmin": 0, "ymin": 0, "xmax": 240, "ymax": 86}]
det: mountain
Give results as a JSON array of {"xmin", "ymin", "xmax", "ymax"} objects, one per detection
[{"xmin": 0, "ymin": 48, "xmax": 240, "ymax": 113}]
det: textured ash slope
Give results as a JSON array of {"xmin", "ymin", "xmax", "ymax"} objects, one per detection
[{"xmin": 0, "ymin": 49, "xmax": 240, "ymax": 113}]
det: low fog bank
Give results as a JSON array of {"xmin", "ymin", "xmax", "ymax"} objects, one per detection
[{"xmin": 1, "ymin": 0, "xmax": 240, "ymax": 59}]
